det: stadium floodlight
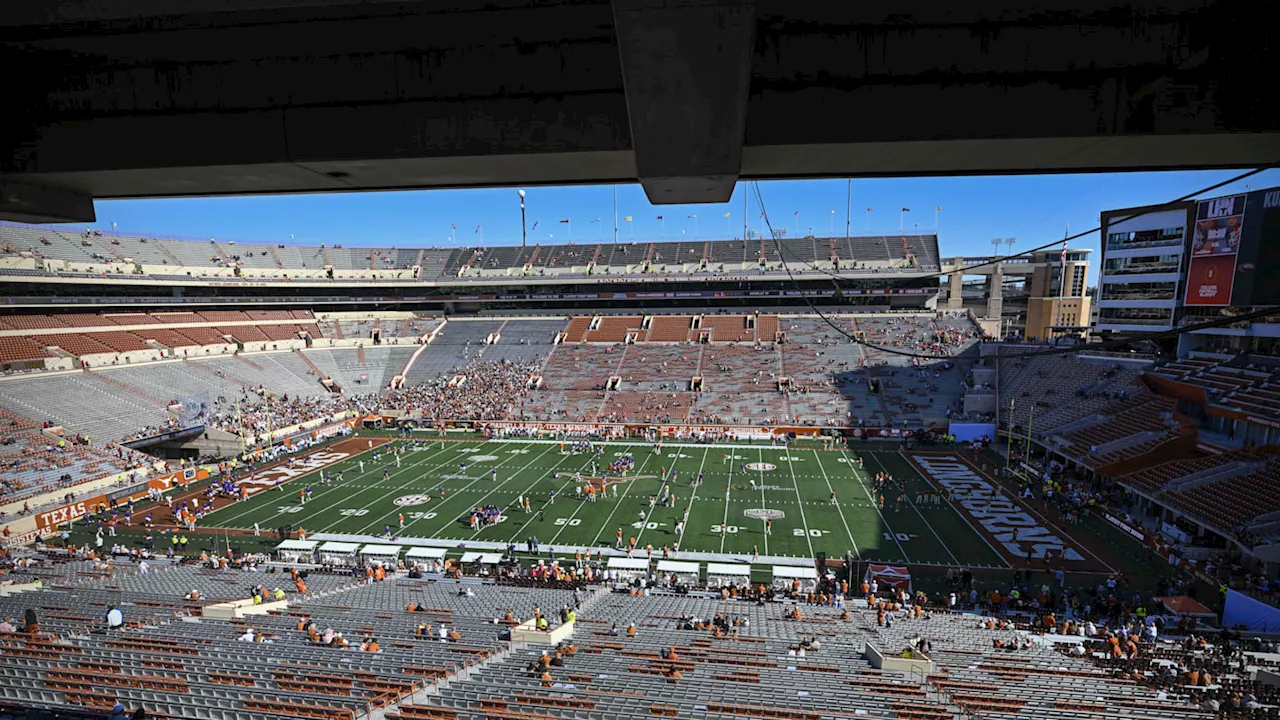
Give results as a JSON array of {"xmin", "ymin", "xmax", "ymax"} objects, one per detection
[
  {"xmin": 519, "ymin": 189, "xmax": 527, "ymax": 248},
  {"xmin": 991, "ymin": 238, "xmax": 1002, "ymax": 257}
]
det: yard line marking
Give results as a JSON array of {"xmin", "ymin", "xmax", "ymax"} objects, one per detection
[
  {"xmin": 490, "ymin": 447, "xmax": 601, "ymax": 544},
  {"xmin": 877, "ymin": 451, "xmax": 962, "ymax": 566},
  {"xmin": 757, "ymin": 448, "xmax": 768, "ymax": 555},
  {"xmin": 586, "ymin": 451, "xmax": 658, "ymax": 548},
  {"xmin": 317, "ymin": 443, "xmax": 485, "ymax": 535},
  {"xmin": 719, "ymin": 450, "xmax": 735, "ymax": 553},
  {"xmin": 660, "ymin": 447, "xmax": 710, "ymax": 552},
  {"xmin": 415, "ymin": 443, "xmax": 560, "ymax": 538},
  {"xmin": 783, "ymin": 448, "xmax": 815, "ymax": 557},
  {"xmin": 462, "ymin": 447, "xmax": 596, "ymax": 540},
  {"xmin": 838, "ymin": 448, "xmax": 910, "ymax": 562},
  {"xmin": 811, "ymin": 450, "xmax": 859, "ymax": 559},
  {"xmin": 208, "ymin": 441, "xmax": 458, "ymax": 527}
]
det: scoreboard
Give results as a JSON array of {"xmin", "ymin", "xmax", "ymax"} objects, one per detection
[{"xmin": 1184, "ymin": 187, "xmax": 1280, "ymax": 307}]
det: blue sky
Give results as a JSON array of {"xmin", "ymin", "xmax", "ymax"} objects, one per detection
[{"xmin": 68, "ymin": 169, "xmax": 1279, "ymax": 282}]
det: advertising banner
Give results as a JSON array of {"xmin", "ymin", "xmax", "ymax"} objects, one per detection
[{"xmin": 1185, "ymin": 194, "xmax": 1245, "ymax": 306}]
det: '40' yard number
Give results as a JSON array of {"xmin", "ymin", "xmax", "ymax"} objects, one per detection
[{"xmin": 883, "ymin": 532, "xmax": 915, "ymax": 542}]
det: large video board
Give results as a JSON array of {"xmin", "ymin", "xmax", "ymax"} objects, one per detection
[{"xmin": 1186, "ymin": 187, "xmax": 1280, "ymax": 307}]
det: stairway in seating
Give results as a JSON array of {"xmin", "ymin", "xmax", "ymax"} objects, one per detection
[
  {"xmin": 84, "ymin": 369, "xmax": 169, "ymax": 406},
  {"xmin": 155, "ymin": 240, "xmax": 183, "ymax": 267},
  {"xmin": 183, "ymin": 359, "xmax": 254, "ymax": 390},
  {"xmin": 209, "ymin": 240, "xmax": 233, "ymax": 265},
  {"xmin": 296, "ymin": 350, "xmax": 337, "ymax": 389},
  {"xmin": 357, "ymin": 345, "xmax": 367, "ymax": 364},
  {"xmin": 268, "ymin": 245, "xmax": 285, "ymax": 267},
  {"xmin": 234, "ymin": 353, "xmax": 264, "ymax": 372}
]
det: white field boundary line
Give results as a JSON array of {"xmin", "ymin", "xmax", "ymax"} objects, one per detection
[
  {"xmin": 912, "ymin": 450, "xmax": 1113, "ymax": 573},
  {"xmin": 485, "ymin": 437, "xmax": 831, "ymax": 451},
  {"xmin": 206, "ymin": 439, "xmax": 458, "ymax": 527},
  {"xmin": 837, "ymin": 448, "xmax": 910, "ymax": 562},
  {"xmin": 657, "ymin": 447, "xmax": 711, "ymax": 552},
  {"xmin": 719, "ymin": 449, "xmax": 737, "ymax": 553},
  {"xmin": 584, "ymin": 451, "xmax": 659, "ymax": 549},
  {"xmin": 898, "ymin": 451, "xmax": 1014, "ymax": 570},
  {"xmin": 810, "ymin": 450, "xmax": 860, "ymax": 560},
  {"xmin": 413, "ymin": 443, "xmax": 561, "ymax": 538},
  {"xmin": 757, "ymin": 448, "xmax": 769, "ymax": 555},
  {"xmin": 468, "ymin": 447, "xmax": 601, "ymax": 542},
  {"xmin": 783, "ymin": 449, "xmax": 816, "ymax": 557},
  {"xmin": 318, "ymin": 443, "xmax": 491, "ymax": 535},
  {"xmin": 501, "ymin": 451, "xmax": 605, "ymax": 546},
  {"xmin": 868, "ymin": 452, "xmax": 961, "ymax": 566},
  {"xmin": 547, "ymin": 447, "xmax": 648, "ymax": 546}
]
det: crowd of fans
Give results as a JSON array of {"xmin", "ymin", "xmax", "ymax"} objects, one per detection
[{"xmin": 380, "ymin": 358, "xmax": 540, "ymax": 421}]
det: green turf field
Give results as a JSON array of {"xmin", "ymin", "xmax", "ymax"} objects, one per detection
[{"xmin": 199, "ymin": 439, "xmax": 1008, "ymax": 566}]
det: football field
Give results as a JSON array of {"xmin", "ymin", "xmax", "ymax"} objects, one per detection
[{"xmin": 200, "ymin": 438, "xmax": 1009, "ymax": 567}]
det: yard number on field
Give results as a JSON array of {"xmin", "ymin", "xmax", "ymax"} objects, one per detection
[{"xmin": 883, "ymin": 532, "xmax": 916, "ymax": 542}]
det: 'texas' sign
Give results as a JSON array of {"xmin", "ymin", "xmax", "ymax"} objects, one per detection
[{"xmin": 912, "ymin": 456, "xmax": 1085, "ymax": 562}]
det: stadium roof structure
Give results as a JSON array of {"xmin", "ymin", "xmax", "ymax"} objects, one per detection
[
  {"xmin": 0, "ymin": 223, "xmax": 945, "ymax": 289},
  {"xmin": 2, "ymin": 1, "xmax": 1277, "ymax": 221}
]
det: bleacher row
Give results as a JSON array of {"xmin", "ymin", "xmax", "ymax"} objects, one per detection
[
  {"xmin": 0, "ymin": 314, "xmax": 978, "ymax": 504},
  {"xmin": 0, "ymin": 223, "xmax": 942, "ymax": 283},
  {"xmin": 0, "ymin": 311, "xmax": 323, "ymax": 364},
  {"xmin": 0, "ymin": 556, "xmax": 1224, "ymax": 720},
  {"xmin": 1001, "ymin": 352, "xmax": 1280, "ymax": 538},
  {"xmin": 1152, "ymin": 356, "xmax": 1280, "ymax": 420}
]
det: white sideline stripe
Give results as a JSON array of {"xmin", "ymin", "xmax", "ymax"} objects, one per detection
[{"xmin": 811, "ymin": 450, "xmax": 860, "ymax": 560}]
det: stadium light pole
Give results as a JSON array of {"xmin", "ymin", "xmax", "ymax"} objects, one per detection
[
  {"xmin": 991, "ymin": 238, "xmax": 1002, "ymax": 257},
  {"xmin": 518, "ymin": 189, "xmax": 527, "ymax": 248}
]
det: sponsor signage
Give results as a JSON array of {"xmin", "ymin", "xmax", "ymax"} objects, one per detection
[
  {"xmin": 2, "ymin": 528, "xmax": 51, "ymax": 548},
  {"xmin": 1105, "ymin": 512, "xmax": 1146, "ymax": 543},
  {"xmin": 744, "ymin": 508, "xmax": 785, "ymax": 520},
  {"xmin": 1185, "ymin": 194, "xmax": 1245, "ymax": 306},
  {"xmin": 912, "ymin": 456, "xmax": 1085, "ymax": 561}
]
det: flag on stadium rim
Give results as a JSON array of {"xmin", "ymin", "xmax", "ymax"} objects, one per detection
[
  {"xmin": 475, "ymin": 224, "xmax": 481, "ymax": 233},
  {"xmin": 531, "ymin": 220, "xmax": 539, "ymax": 231},
  {"xmin": 623, "ymin": 216, "xmax": 632, "ymax": 221},
  {"xmin": 656, "ymin": 215, "xmax": 664, "ymax": 220},
  {"xmin": 724, "ymin": 212, "xmax": 731, "ymax": 217},
  {"xmin": 451, "ymin": 223, "xmax": 456, "ymax": 229},
  {"xmin": 688, "ymin": 214, "xmax": 697, "ymax": 219},
  {"xmin": 559, "ymin": 218, "xmax": 570, "ymax": 223},
  {"xmin": 902, "ymin": 207, "xmax": 910, "ymax": 212}
]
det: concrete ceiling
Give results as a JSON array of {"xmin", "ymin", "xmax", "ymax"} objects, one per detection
[{"xmin": 1, "ymin": 0, "xmax": 1277, "ymax": 222}]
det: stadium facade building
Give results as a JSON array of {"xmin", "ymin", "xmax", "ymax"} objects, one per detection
[
  {"xmin": 0, "ymin": 226, "xmax": 945, "ymax": 315},
  {"xmin": 940, "ymin": 248, "xmax": 1091, "ymax": 341},
  {"xmin": 1098, "ymin": 185, "xmax": 1280, "ymax": 356}
]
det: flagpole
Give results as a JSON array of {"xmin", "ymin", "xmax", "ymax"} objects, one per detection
[
  {"xmin": 864, "ymin": 209, "xmax": 870, "ymax": 233},
  {"xmin": 661, "ymin": 217, "xmax": 665, "ymax": 238},
  {"xmin": 694, "ymin": 216, "xmax": 698, "ymax": 239},
  {"xmin": 899, "ymin": 209, "xmax": 904, "ymax": 234},
  {"xmin": 742, "ymin": 186, "xmax": 748, "ymax": 240},
  {"xmin": 934, "ymin": 206, "xmax": 939, "ymax": 233},
  {"xmin": 726, "ymin": 213, "xmax": 731, "ymax": 238},
  {"xmin": 613, "ymin": 186, "xmax": 618, "ymax": 245},
  {"xmin": 845, "ymin": 179, "xmax": 852, "ymax": 238},
  {"xmin": 829, "ymin": 210, "xmax": 834, "ymax": 237}
]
